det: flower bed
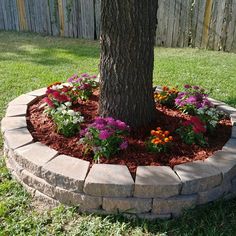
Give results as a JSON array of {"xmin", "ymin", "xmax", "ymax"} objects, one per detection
[
  {"xmin": 2, "ymin": 74, "xmax": 236, "ymax": 219},
  {"xmin": 27, "ymin": 79, "xmax": 231, "ymax": 176}
]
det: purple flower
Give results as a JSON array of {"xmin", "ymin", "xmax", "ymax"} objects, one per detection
[
  {"xmin": 193, "ymin": 86, "xmax": 199, "ymax": 90},
  {"xmin": 186, "ymin": 96, "xmax": 197, "ymax": 104},
  {"xmin": 91, "ymin": 75, "xmax": 97, "ymax": 79},
  {"xmin": 80, "ymin": 128, "xmax": 88, "ymax": 137},
  {"xmin": 94, "ymin": 117, "xmax": 106, "ymax": 125},
  {"xmin": 184, "ymin": 84, "xmax": 191, "ymax": 89},
  {"xmin": 120, "ymin": 141, "xmax": 128, "ymax": 150},
  {"xmin": 105, "ymin": 117, "xmax": 117, "ymax": 126},
  {"xmin": 94, "ymin": 124, "xmax": 105, "ymax": 130},
  {"xmin": 116, "ymin": 120, "xmax": 128, "ymax": 130},
  {"xmin": 81, "ymin": 73, "xmax": 89, "ymax": 77},
  {"xmin": 99, "ymin": 130, "xmax": 111, "ymax": 140}
]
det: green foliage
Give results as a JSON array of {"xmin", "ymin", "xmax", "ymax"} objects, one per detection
[{"xmin": 49, "ymin": 104, "xmax": 84, "ymax": 137}]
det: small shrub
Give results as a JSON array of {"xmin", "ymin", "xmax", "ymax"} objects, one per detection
[
  {"xmin": 175, "ymin": 85, "xmax": 213, "ymax": 115},
  {"xmin": 79, "ymin": 117, "xmax": 129, "ymax": 161},
  {"xmin": 154, "ymin": 86, "xmax": 179, "ymax": 107},
  {"xmin": 49, "ymin": 103, "xmax": 84, "ymax": 137},
  {"xmin": 67, "ymin": 73, "xmax": 99, "ymax": 100},
  {"xmin": 196, "ymin": 107, "xmax": 224, "ymax": 133},
  {"xmin": 176, "ymin": 116, "xmax": 207, "ymax": 146},
  {"xmin": 44, "ymin": 82, "xmax": 78, "ymax": 110},
  {"xmin": 147, "ymin": 127, "xmax": 173, "ymax": 153}
]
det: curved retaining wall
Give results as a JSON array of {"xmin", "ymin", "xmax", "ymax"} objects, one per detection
[{"xmin": 1, "ymin": 88, "xmax": 236, "ymax": 220}]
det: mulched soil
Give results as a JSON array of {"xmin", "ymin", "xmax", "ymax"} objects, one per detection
[{"xmin": 27, "ymin": 90, "xmax": 232, "ymax": 177}]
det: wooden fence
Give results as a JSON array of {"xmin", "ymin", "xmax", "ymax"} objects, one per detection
[{"xmin": 0, "ymin": 0, "xmax": 236, "ymax": 52}]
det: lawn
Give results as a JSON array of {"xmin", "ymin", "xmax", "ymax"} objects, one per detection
[{"xmin": 1, "ymin": 31, "xmax": 236, "ymax": 235}]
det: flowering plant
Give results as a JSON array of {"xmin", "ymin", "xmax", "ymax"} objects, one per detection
[
  {"xmin": 49, "ymin": 103, "xmax": 84, "ymax": 137},
  {"xmin": 67, "ymin": 73, "xmax": 99, "ymax": 100},
  {"xmin": 154, "ymin": 86, "xmax": 179, "ymax": 107},
  {"xmin": 147, "ymin": 127, "xmax": 173, "ymax": 153},
  {"xmin": 176, "ymin": 116, "xmax": 207, "ymax": 146},
  {"xmin": 196, "ymin": 107, "xmax": 223, "ymax": 133},
  {"xmin": 44, "ymin": 82, "xmax": 78, "ymax": 111},
  {"xmin": 175, "ymin": 85, "xmax": 213, "ymax": 114},
  {"xmin": 79, "ymin": 117, "xmax": 129, "ymax": 161}
]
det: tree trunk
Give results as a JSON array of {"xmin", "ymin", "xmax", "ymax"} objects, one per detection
[{"xmin": 99, "ymin": 0, "xmax": 158, "ymax": 128}]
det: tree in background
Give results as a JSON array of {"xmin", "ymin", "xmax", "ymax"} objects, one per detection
[{"xmin": 99, "ymin": 1, "xmax": 158, "ymax": 128}]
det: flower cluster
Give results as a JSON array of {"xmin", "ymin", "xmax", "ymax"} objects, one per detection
[
  {"xmin": 177, "ymin": 116, "xmax": 207, "ymax": 146},
  {"xmin": 80, "ymin": 117, "xmax": 130, "ymax": 161},
  {"xmin": 67, "ymin": 73, "xmax": 99, "ymax": 100},
  {"xmin": 154, "ymin": 86, "xmax": 179, "ymax": 107},
  {"xmin": 196, "ymin": 107, "xmax": 224, "ymax": 133},
  {"xmin": 50, "ymin": 103, "xmax": 84, "ymax": 137},
  {"xmin": 44, "ymin": 82, "xmax": 78, "ymax": 111},
  {"xmin": 175, "ymin": 85, "xmax": 213, "ymax": 114},
  {"xmin": 147, "ymin": 127, "xmax": 173, "ymax": 153}
]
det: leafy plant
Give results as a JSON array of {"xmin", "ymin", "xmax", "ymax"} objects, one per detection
[
  {"xmin": 44, "ymin": 82, "xmax": 79, "ymax": 110},
  {"xmin": 67, "ymin": 73, "xmax": 99, "ymax": 100},
  {"xmin": 154, "ymin": 86, "xmax": 179, "ymax": 107},
  {"xmin": 175, "ymin": 85, "xmax": 213, "ymax": 115},
  {"xmin": 49, "ymin": 103, "xmax": 84, "ymax": 137},
  {"xmin": 79, "ymin": 117, "xmax": 129, "ymax": 161},
  {"xmin": 147, "ymin": 127, "xmax": 173, "ymax": 153},
  {"xmin": 196, "ymin": 107, "xmax": 224, "ymax": 133},
  {"xmin": 176, "ymin": 116, "xmax": 207, "ymax": 146}
]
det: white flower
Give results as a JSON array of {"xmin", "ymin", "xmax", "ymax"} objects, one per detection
[
  {"xmin": 63, "ymin": 120, "xmax": 69, "ymax": 125},
  {"xmin": 62, "ymin": 110, "xmax": 67, "ymax": 115},
  {"xmin": 67, "ymin": 110, "xmax": 75, "ymax": 116},
  {"xmin": 65, "ymin": 102, "xmax": 72, "ymax": 107}
]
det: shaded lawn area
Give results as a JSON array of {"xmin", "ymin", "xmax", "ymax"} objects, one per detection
[{"xmin": 1, "ymin": 31, "xmax": 236, "ymax": 235}]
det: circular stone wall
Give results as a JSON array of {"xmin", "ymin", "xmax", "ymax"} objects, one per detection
[{"xmin": 2, "ymin": 88, "xmax": 236, "ymax": 220}]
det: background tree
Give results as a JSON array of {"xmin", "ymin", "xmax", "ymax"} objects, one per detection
[{"xmin": 99, "ymin": 0, "xmax": 158, "ymax": 128}]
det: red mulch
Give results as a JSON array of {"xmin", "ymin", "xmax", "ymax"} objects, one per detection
[{"xmin": 27, "ymin": 91, "xmax": 232, "ymax": 177}]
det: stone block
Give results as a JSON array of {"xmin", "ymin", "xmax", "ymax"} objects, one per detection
[
  {"xmin": 174, "ymin": 160, "xmax": 222, "ymax": 194},
  {"xmin": 222, "ymin": 138, "xmax": 236, "ymax": 153},
  {"xmin": 27, "ymin": 88, "xmax": 46, "ymax": 97},
  {"xmin": 134, "ymin": 166, "xmax": 181, "ymax": 198},
  {"xmin": 41, "ymin": 155, "xmax": 89, "ymax": 192},
  {"xmin": 5, "ymin": 105, "xmax": 27, "ymax": 117},
  {"xmin": 152, "ymin": 194, "xmax": 197, "ymax": 216},
  {"xmin": 21, "ymin": 170, "xmax": 55, "ymax": 198},
  {"xmin": 1, "ymin": 116, "xmax": 27, "ymax": 133},
  {"xmin": 230, "ymin": 113, "xmax": 236, "ymax": 126},
  {"xmin": 4, "ymin": 128, "xmax": 33, "ymax": 150},
  {"xmin": 216, "ymin": 105, "xmax": 236, "ymax": 115},
  {"xmin": 84, "ymin": 164, "xmax": 134, "ymax": 197},
  {"xmin": 55, "ymin": 187, "xmax": 102, "ymax": 210},
  {"xmin": 208, "ymin": 98, "xmax": 225, "ymax": 106},
  {"xmin": 205, "ymin": 151, "xmax": 236, "ymax": 180},
  {"xmin": 103, "ymin": 197, "xmax": 152, "ymax": 214},
  {"xmin": 232, "ymin": 126, "xmax": 236, "ymax": 139},
  {"xmin": 34, "ymin": 190, "xmax": 59, "ymax": 207},
  {"xmin": 14, "ymin": 142, "xmax": 58, "ymax": 177},
  {"xmin": 197, "ymin": 181, "xmax": 231, "ymax": 205},
  {"xmin": 8, "ymin": 94, "xmax": 37, "ymax": 106},
  {"xmin": 5, "ymin": 156, "xmax": 23, "ymax": 175}
]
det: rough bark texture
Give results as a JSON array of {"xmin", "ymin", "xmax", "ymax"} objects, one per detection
[{"xmin": 99, "ymin": 0, "xmax": 158, "ymax": 128}]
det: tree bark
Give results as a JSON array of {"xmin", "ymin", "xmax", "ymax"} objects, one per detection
[{"xmin": 99, "ymin": 0, "xmax": 158, "ymax": 128}]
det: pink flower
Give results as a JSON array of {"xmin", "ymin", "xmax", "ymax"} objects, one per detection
[
  {"xmin": 44, "ymin": 97, "xmax": 54, "ymax": 108},
  {"xmin": 120, "ymin": 141, "xmax": 128, "ymax": 150},
  {"xmin": 99, "ymin": 130, "xmax": 111, "ymax": 140}
]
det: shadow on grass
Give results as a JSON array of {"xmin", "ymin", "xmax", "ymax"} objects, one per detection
[
  {"xmin": 99, "ymin": 197, "xmax": 236, "ymax": 235},
  {"xmin": 0, "ymin": 33, "xmax": 100, "ymax": 66}
]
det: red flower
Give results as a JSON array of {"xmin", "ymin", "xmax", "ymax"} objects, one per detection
[
  {"xmin": 44, "ymin": 97, "xmax": 54, "ymax": 108},
  {"xmin": 190, "ymin": 116, "xmax": 206, "ymax": 133}
]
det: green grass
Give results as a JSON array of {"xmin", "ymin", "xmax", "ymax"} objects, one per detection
[{"xmin": 1, "ymin": 31, "xmax": 236, "ymax": 235}]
